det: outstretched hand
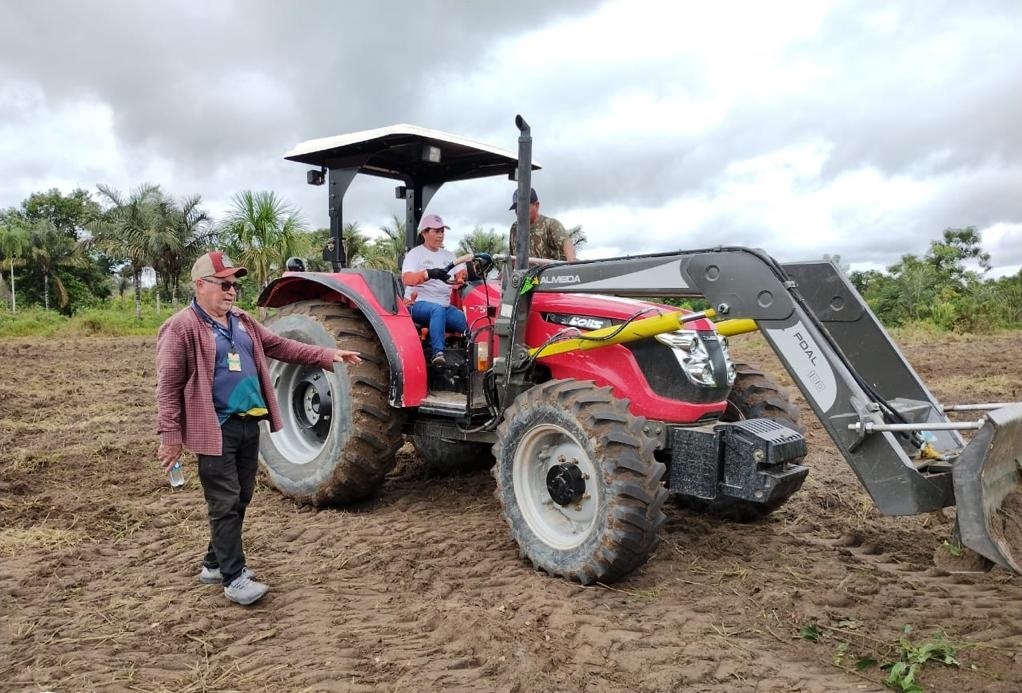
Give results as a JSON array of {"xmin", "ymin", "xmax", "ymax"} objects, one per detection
[{"xmin": 333, "ymin": 349, "xmax": 362, "ymax": 365}]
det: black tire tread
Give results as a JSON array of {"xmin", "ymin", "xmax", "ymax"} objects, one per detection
[
  {"xmin": 493, "ymin": 379, "xmax": 668, "ymax": 584},
  {"xmin": 264, "ymin": 301, "xmax": 404, "ymax": 505}
]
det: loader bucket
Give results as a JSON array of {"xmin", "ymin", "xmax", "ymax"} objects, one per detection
[{"xmin": 953, "ymin": 404, "xmax": 1022, "ymax": 573}]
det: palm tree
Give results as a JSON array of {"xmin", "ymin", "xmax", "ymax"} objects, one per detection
[
  {"xmin": 153, "ymin": 194, "xmax": 212, "ymax": 310},
  {"xmin": 0, "ymin": 219, "xmax": 29, "ymax": 312},
  {"xmin": 113, "ymin": 267, "xmax": 132, "ymax": 304},
  {"xmin": 359, "ymin": 215, "xmax": 406, "ymax": 272},
  {"xmin": 24, "ymin": 219, "xmax": 87, "ymax": 311},
  {"xmin": 457, "ymin": 226, "xmax": 507, "ymax": 256},
  {"xmin": 90, "ymin": 184, "xmax": 164, "ymax": 321},
  {"xmin": 221, "ymin": 191, "xmax": 309, "ymax": 289},
  {"xmin": 340, "ymin": 222, "xmax": 370, "ymax": 267}
]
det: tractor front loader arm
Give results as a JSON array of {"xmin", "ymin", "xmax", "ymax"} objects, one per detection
[{"xmin": 493, "ymin": 246, "xmax": 1022, "ymax": 572}]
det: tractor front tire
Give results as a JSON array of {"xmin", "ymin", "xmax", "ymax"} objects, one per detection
[
  {"xmin": 259, "ymin": 300, "xmax": 404, "ymax": 505},
  {"xmin": 678, "ymin": 362, "xmax": 806, "ymax": 521},
  {"xmin": 493, "ymin": 379, "xmax": 668, "ymax": 584}
]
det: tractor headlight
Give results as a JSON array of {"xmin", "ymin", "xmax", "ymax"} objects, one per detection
[{"xmin": 655, "ymin": 330, "xmax": 735, "ymax": 388}]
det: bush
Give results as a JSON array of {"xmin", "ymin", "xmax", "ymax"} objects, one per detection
[
  {"xmin": 0, "ymin": 305, "xmax": 173, "ymax": 338},
  {"xmin": 0, "ymin": 307, "xmax": 68, "ymax": 338}
]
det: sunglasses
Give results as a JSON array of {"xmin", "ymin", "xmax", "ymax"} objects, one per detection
[{"xmin": 202, "ymin": 277, "xmax": 242, "ymax": 292}]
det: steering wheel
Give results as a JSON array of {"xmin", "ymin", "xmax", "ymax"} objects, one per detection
[
  {"xmin": 442, "ymin": 252, "xmax": 494, "ymax": 283},
  {"xmin": 459, "ymin": 252, "xmax": 495, "ymax": 281}
]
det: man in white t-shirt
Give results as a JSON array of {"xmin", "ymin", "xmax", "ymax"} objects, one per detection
[{"xmin": 401, "ymin": 213, "xmax": 474, "ymax": 366}]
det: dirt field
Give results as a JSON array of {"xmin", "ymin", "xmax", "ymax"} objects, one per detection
[{"xmin": 2, "ymin": 330, "xmax": 1022, "ymax": 692}]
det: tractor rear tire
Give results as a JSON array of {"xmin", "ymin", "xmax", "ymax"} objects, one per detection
[
  {"xmin": 677, "ymin": 362, "xmax": 806, "ymax": 521},
  {"xmin": 411, "ymin": 435, "xmax": 495, "ymax": 476},
  {"xmin": 493, "ymin": 379, "xmax": 668, "ymax": 584},
  {"xmin": 258, "ymin": 300, "xmax": 404, "ymax": 505}
]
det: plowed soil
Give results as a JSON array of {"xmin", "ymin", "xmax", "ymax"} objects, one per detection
[{"xmin": 2, "ymin": 331, "xmax": 1022, "ymax": 692}]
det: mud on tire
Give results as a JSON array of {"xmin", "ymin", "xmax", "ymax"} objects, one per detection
[
  {"xmin": 493, "ymin": 379, "xmax": 668, "ymax": 584},
  {"xmin": 677, "ymin": 362, "xmax": 806, "ymax": 521},
  {"xmin": 259, "ymin": 300, "xmax": 404, "ymax": 505}
]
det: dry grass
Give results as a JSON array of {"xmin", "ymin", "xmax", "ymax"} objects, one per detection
[{"xmin": 0, "ymin": 525, "xmax": 84, "ymax": 557}]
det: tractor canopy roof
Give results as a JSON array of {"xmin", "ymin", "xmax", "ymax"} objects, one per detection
[{"xmin": 285, "ymin": 123, "xmax": 541, "ymax": 185}]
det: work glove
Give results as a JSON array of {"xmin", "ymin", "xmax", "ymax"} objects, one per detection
[{"xmin": 426, "ymin": 267, "xmax": 449, "ymax": 281}]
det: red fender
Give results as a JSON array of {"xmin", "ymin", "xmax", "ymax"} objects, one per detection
[{"xmin": 258, "ymin": 270, "xmax": 429, "ymax": 406}]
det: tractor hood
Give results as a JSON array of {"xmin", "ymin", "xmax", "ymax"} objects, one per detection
[{"xmin": 531, "ymin": 292, "xmax": 716, "ymax": 331}]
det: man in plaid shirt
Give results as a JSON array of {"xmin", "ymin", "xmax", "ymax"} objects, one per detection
[{"xmin": 156, "ymin": 251, "xmax": 361, "ymax": 606}]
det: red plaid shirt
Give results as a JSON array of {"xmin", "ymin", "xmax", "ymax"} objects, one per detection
[{"xmin": 156, "ymin": 306, "xmax": 336, "ymax": 455}]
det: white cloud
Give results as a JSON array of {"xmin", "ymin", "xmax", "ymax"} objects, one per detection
[{"xmin": 0, "ymin": 0, "xmax": 1019, "ymax": 280}]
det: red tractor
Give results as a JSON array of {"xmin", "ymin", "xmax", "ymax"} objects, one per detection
[{"xmin": 257, "ymin": 116, "xmax": 1022, "ymax": 584}]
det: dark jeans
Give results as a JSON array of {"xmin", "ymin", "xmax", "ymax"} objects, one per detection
[{"xmin": 198, "ymin": 416, "xmax": 261, "ymax": 586}]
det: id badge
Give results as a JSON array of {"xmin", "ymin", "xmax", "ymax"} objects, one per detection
[{"xmin": 227, "ymin": 351, "xmax": 242, "ymax": 372}]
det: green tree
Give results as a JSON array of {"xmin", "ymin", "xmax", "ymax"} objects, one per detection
[
  {"xmin": 989, "ymin": 271, "xmax": 1022, "ymax": 328},
  {"xmin": 90, "ymin": 183, "xmax": 164, "ymax": 321},
  {"xmin": 152, "ymin": 194, "xmax": 212, "ymax": 310},
  {"xmin": 359, "ymin": 215, "xmax": 405, "ymax": 272},
  {"xmin": 23, "ymin": 188, "xmax": 98, "ymax": 239},
  {"xmin": 884, "ymin": 254, "xmax": 942, "ymax": 325},
  {"xmin": 221, "ymin": 191, "xmax": 308, "ymax": 289},
  {"xmin": 457, "ymin": 226, "xmax": 507, "ymax": 256},
  {"xmin": 341, "ymin": 222, "xmax": 372, "ymax": 268},
  {"xmin": 926, "ymin": 227, "xmax": 990, "ymax": 284},
  {"xmin": 4, "ymin": 188, "xmax": 108, "ymax": 313},
  {"xmin": 23, "ymin": 219, "xmax": 89, "ymax": 312},
  {"xmin": 0, "ymin": 218, "xmax": 29, "ymax": 311}
]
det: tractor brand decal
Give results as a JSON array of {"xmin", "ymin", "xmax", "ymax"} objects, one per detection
[
  {"xmin": 567, "ymin": 316, "xmax": 607, "ymax": 330},
  {"xmin": 567, "ymin": 260, "xmax": 689, "ymax": 292},
  {"xmin": 764, "ymin": 323, "xmax": 837, "ymax": 413},
  {"xmin": 539, "ymin": 274, "xmax": 581, "ymax": 285},
  {"xmin": 546, "ymin": 314, "xmax": 611, "ymax": 330}
]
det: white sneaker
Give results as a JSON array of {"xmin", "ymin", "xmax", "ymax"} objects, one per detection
[
  {"xmin": 199, "ymin": 565, "xmax": 254, "ymax": 585},
  {"xmin": 224, "ymin": 574, "xmax": 269, "ymax": 605}
]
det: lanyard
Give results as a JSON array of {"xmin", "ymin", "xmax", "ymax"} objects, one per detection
[{"xmin": 191, "ymin": 300, "xmax": 235, "ymax": 349}]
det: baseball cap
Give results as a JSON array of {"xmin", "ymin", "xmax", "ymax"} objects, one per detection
[
  {"xmin": 191, "ymin": 251, "xmax": 248, "ymax": 281},
  {"xmin": 418, "ymin": 213, "xmax": 450, "ymax": 231},
  {"xmin": 509, "ymin": 187, "xmax": 538, "ymax": 211}
]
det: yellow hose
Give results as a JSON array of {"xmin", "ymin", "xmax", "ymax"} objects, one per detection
[{"xmin": 529, "ymin": 309, "xmax": 760, "ymax": 359}]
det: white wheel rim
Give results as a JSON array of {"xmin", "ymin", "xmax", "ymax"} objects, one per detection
[
  {"xmin": 266, "ymin": 361, "xmax": 331, "ymax": 465},
  {"xmin": 512, "ymin": 423, "xmax": 600, "ymax": 550}
]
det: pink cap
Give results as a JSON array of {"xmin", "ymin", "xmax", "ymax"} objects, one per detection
[{"xmin": 418, "ymin": 213, "xmax": 449, "ymax": 231}]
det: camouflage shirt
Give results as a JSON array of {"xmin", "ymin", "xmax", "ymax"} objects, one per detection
[{"xmin": 509, "ymin": 214, "xmax": 571, "ymax": 261}]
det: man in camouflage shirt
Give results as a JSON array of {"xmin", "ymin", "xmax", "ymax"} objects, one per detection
[{"xmin": 508, "ymin": 187, "xmax": 577, "ymax": 262}]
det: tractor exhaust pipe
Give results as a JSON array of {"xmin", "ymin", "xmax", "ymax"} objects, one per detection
[{"xmin": 514, "ymin": 115, "xmax": 532, "ymax": 271}]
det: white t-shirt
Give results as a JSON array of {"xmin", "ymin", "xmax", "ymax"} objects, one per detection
[{"xmin": 402, "ymin": 244, "xmax": 458, "ymax": 305}]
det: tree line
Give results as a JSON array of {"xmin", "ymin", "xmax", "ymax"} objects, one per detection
[
  {"xmin": 847, "ymin": 227, "xmax": 1022, "ymax": 331},
  {"xmin": 0, "ymin": 186, "xmax": 559, "ymax": 319},
  {"xmin": 1, "ymin": 186, "xmax": 1018, "ymax": 331}
]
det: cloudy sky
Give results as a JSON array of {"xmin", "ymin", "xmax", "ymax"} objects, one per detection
[{"xmin": 2, "ymin": 0, "xmax": 1020, "ymax": 276}]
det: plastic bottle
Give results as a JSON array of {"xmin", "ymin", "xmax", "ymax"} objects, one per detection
[{"xmin": 168, "ymin": 459, "xmax": 185, "ymax": 488}]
